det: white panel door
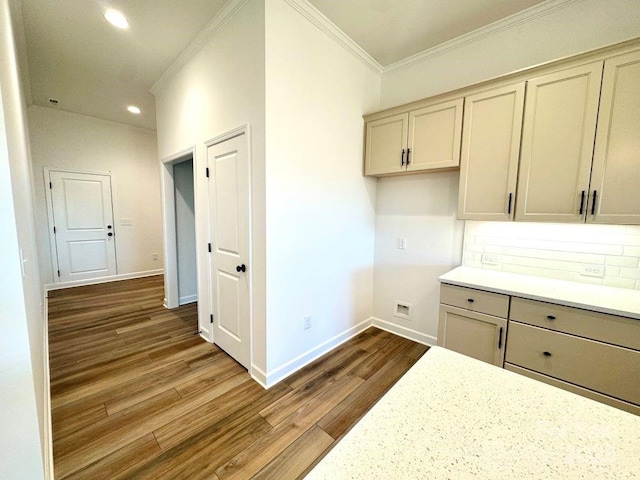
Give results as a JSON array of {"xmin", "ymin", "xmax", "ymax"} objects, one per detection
[
  {"xmin": 207, "ymin": 134, "xmax": 250, "ymax": 369},
  {"xmin": 49, "ymin": 171, "xmax": 117, "ymax": 282}
]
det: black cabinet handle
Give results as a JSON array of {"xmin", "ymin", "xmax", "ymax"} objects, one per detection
[
  {"xmin": 543, "ymin": 351, "xmax": 552, "ymax": 357},
  {"xmin": 579, "ymin": 190, "xmax": 585, "ymax": 215},
  {"xmin": 401, "ymin": 149, "xmax": 405, "ymax": 166},
  {"xmin": 406, "ymin": 148, "xmax": 411, "ymax": 165},
  {"xmin": 236, "ymin": 264, "xmax": 246, "ymax": 273},
  {"xmin": 467, "ymin": 298, "xmax": 474, "ymax": 303},
  {"xmin": 546, "ymin": 315, "xmax": 556, "ymax": 320},
  {"xmin": 507, "ymin": 193, "xmax": 513, "ymax": 215},
  {"xmin": 591, "ymin": 190, "xmax": 597, "ymax": 215},
  {"xmin": 498, "ymin": 327, "xmax": 503, "ymax": 349}
]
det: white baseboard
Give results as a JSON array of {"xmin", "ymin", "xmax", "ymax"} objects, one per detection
[
  {"xmin": 371, "ymin": 317, "xmax": 437, "ymax": 346},
  {"xmin": 256, "ymin": 318, "xmax": 374, "ymax": 389},
  {"xmin": 42, "ymin": 295, "xmax": 54, "ymax": 480},
  {"xmin": 44, "ymin": 269, "xmax": 164, "ymax": 292},
  {"xmin": 179, "ymin": 294, "xmax": 198, "ymax": 305}
]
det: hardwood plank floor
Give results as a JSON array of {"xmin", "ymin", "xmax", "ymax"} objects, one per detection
[{"xmin": 48, "ymin": 275, "xmax": 429, "ymax": 479}]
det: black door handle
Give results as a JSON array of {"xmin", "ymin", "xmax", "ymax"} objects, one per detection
[
  {"xmin": 236, "ymin": 264, "xmax": 246, "ymax": 273},
  {"xmin": 108, "ymin": 232, "xmax": 113, "ymax": 237},
  {"xmin": 107, "ymin": 225, "xmax": 112, "ymax": 229}
]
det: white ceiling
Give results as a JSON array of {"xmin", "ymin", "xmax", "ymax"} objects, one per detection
[
  {"xmin": 20, "ymin": 0, "xmax": 548, "ymax": 130},
  {"xmin": 308, "ymin": 0, "xmax": 547, "ymax": 66}
]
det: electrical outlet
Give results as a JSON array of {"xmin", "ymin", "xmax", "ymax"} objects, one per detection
[
  {"xmin": 304, "ymin": 315, "xmax": 312, "ymax": 330},
  {"xmin": 120, "ymin": 218, "xmax": 133, "ymax": 226},
  {"xmin": 481, "ymin": 253, "xmax": 499, "ymax": 265},
  {"xmin": 398, "ymin": 238, "xmax": 407, "ymax": 250},
  {"xmin": 580, "ymin": 264, "xmax": 605, "ymax": 277}
]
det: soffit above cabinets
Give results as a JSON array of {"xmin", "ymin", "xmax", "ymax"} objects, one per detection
[{"xmin": 307, "ymin": 0, "xmax": 547, "ymax": 67}]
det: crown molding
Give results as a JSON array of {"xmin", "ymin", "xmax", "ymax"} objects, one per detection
[
  {"xmin": 282, "ymin": 0, "xmax": 383, "ymax": 74},
  {"xmin": 383, "ymin": 0, "xmax": 581, "ymax": 75},
  {"xmin": 150, "ymin": 0, "xmax": 250, "ymax": 95}
]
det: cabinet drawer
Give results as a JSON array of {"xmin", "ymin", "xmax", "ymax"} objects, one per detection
[
  {"xmin": 440, "ymin": 284, "xmax": 509, "ymax": 318},
  {"xmin": 506, "ymin": 322, "xmax": 640, "ymax": 405},
  {"xmin": 510, "ymin": 297, "xmax": 640, "ymax": 351}
]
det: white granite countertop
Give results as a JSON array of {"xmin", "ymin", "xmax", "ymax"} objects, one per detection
[
  {"xmin": 438, "ymin": 266, "xmax": 640, "ymax": 319},
  {"xmin": 306, "ymin": 347, "xmax": 640, "ymax": 479}
]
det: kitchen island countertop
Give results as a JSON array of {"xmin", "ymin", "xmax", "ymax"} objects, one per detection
[{"xmin": 305, "ymin": 346, "xmax": 640, "ymax": 479}]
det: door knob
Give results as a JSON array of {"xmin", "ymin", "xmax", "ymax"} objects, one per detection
[
  {"xmin": 107, "ymin": 225, "xmax": 112, "ymax": 229},
  {"xmin": 108, "ymin": 232, "xmax": 113, "ymax": 237},
  {"xmin": 236, "ymin": 264, "xmax": 246, "ymax": 273}
]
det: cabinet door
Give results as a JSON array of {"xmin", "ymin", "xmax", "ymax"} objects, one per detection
[
  {"xmin": 515, "ymin": 62, "xmax": 603, "ymax": 222},
  {"xmin": 407, "ymin": 98, "xmax": 463, "ymax": 172},
  {"xmin": 437, "ymin": 305, "xmax": 507, "ymax": 367},
  {"xmin": 589, "ymin": 50, "xmax": 640, "ymax": 225},
  {"xmin": 458, "ymin": 83, "xmax": 525, "ymax": 220},
  {"xmin": 364, "ymin": 113, "xmax": 408, "ymax": 176}
]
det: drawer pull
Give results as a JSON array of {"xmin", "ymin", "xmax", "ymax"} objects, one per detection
[
  {"xmin": 546, "ymin": 315, "xmax": 556, "ymax": 320},
  {"xmin": 543, "ymin": 351, "xmax": 552, "ymax": 357},
  {"xmin": 467, "ymin": 298, "xmax": 475, "ymax": 303}
]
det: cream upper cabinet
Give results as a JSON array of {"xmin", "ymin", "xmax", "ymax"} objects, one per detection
[
  {"xmin": 458, "ymin": 83, "xmax": 525, "ymax": 220},
  {"xmin": 589, "ymin": 50, "xmax": 640, "ymax": 225},
  {"xmin": 407, "ymin": 98, "xmax": 463, "ymax": 172},
  {"xmin": 364, "ymin": 113, "xmax": 408, "ymax": 175},
  {"xmin": 515, "ymin": 62, "xmax": 603, "ymax": 223},
  {"xmin": 364, "ymin": 98, "xmax": 463, "ymax": 176}
]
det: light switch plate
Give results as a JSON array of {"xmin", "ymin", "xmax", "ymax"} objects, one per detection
[
  {"xmin": 481, "ymin": 253, "xmax": 499, "ymax": 265},
  {"xmin": 398, "ymin": 238, "xmax": 407, "ymax": 250}
]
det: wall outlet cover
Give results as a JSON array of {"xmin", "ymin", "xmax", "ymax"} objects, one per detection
[
  {"xmin": 304, "ymin": 315, "xmax": 312, "ymax": 330},
  {"xmin": 481, "ymin": 253, "xmax": 499, "ymax": 265},
  {"xmin": 580, "ymin": 264, "xmax": 605, "ymax": 278}
]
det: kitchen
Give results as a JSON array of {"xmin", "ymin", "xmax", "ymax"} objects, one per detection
[{"xmin": 2, "ymin": 0, "xmax": 640, "ymax": 478}]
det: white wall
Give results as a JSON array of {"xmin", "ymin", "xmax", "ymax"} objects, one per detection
[
  {"xmin": 0, "ymin": 0, "xmax": 45, "ymax": 477},
  {"xmin": 264, "ymin": 0, "xmax": 380, "ymax": 375},
  {"xmin": 173, "ymin": 159, "xmax": 197, "ymax": 304},
  {"xmin": 373, "ymin": 173, "xmax": 464, "ymax": 343},
  {"xmin": 371, "ymin": 0, "xmax": 640, "ymax": 344},
  {"xmin": 463, "ymin": 222, "xmax": 640, "ymax": 290},
  {"xmin": 154, "ymin": 0, "xmax": 267, "ymax": 369},
  {"xmin": 27, "ymin": 106, "xmax": 163, "ymax": 285}
]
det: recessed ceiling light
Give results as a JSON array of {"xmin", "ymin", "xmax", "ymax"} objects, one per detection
[
  {"xmin": 127, "ymin": 105, "xmax": 141, "ymax": 114},
  {"xmin": 104, "ymin": 9, "xmax": 129, "ymax": 29}
]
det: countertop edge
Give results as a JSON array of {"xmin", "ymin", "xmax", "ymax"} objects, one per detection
[{"xmin": 438, "ymin": 267, "xmax": 640, "ymax": 320}]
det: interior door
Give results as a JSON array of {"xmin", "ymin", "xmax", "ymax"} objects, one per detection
[
  {"xmin": 207, "ymin": 134, "xmax": 250, "ymax": 369},
  {"xmin": 48, "ymin": 170, "xmax": 117, "ymax": 282}
]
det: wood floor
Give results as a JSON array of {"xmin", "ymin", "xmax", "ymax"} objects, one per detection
[{"xmin": 48, "ymin": 275, "xmax": 428, "ymax": 479}]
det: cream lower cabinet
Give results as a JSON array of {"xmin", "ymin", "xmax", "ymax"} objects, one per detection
[
  {"xmin": 438, "ymin": 284, "xmax": 508, "ymax": 367},
  {"xmin": 505, "ymin": 297, "xmax": 640, "ymax": 415},
  {"xmin": 589, "ymin": 50, "xmax": 640, "ymax": 225},
  {"xmin": 458, "ymin": 83, "xmax": 525, "ymax": 220},
  {"xmin": 515, "ymin": 62, "xmax": 603, "ymax": 223}
]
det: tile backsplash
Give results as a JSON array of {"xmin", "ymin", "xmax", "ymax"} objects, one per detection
[{"xmin": 462, "ymin": 221, "xmax": 640, "ymax": 290}]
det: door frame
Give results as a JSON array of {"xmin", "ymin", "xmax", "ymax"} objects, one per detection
[
  {"xmin": 159, "ymin": 146, "xmax": 196, "ymax": 310},
  {"xmin": 204, "ymin": 123, "xmax": 253, "ymax": 361},
  {"xmin": 44, "ymin": 167, "xmax": 117, "ymax": 284}
]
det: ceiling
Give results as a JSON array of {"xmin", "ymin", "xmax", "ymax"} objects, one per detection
[{"xmin": 20, "ymin": 0, "xmax": 548, "ymax": 130}]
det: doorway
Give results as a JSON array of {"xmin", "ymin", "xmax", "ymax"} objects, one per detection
[
  {"xmin": 160, "ymin": 148, "xmax": 198, "ymax": 310},
  {"xmin": 173, "ymin": 158, "xmax": 197, "ymax": 305},
  {"xmin": 45, "ymin": 169, "xmax": 117, "ymax": 283}
]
